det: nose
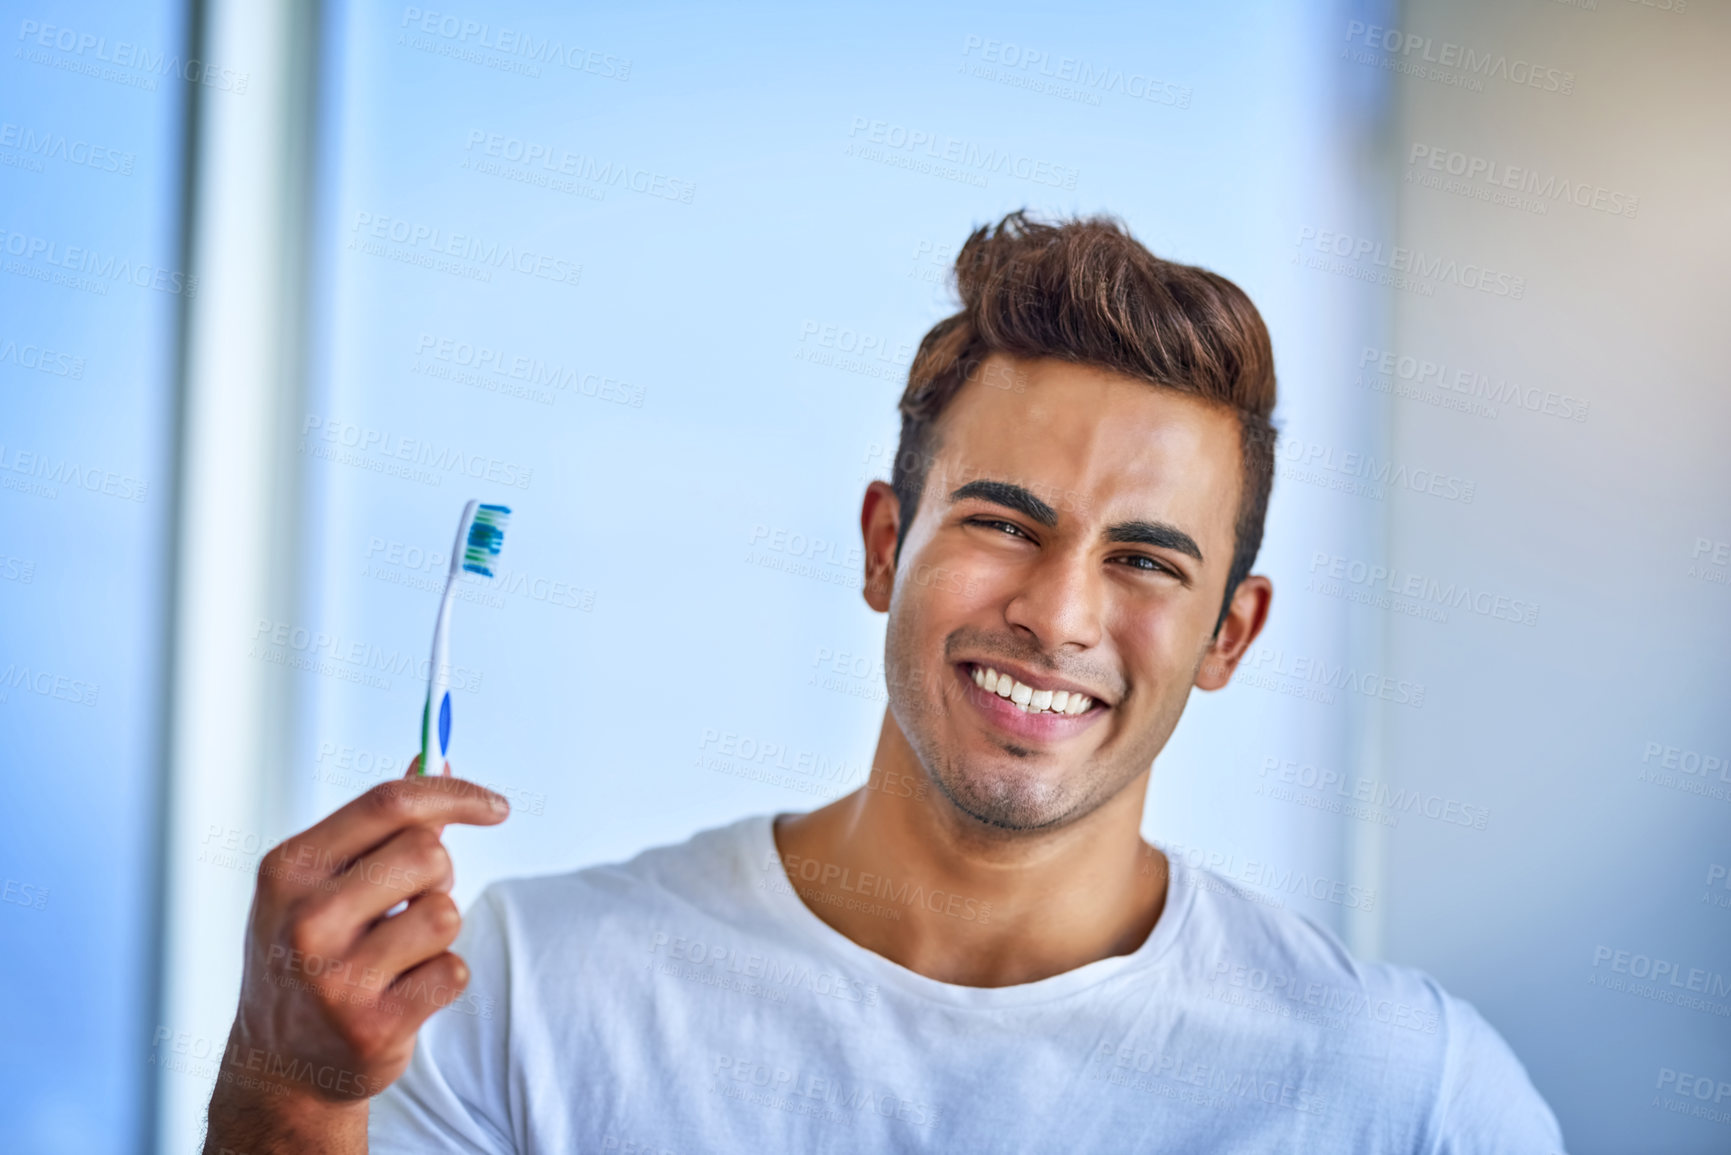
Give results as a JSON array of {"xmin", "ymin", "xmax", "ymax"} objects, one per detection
[{"xmin": 1001, "ymin": 544, "xmax": 1104, "ymax": 654}]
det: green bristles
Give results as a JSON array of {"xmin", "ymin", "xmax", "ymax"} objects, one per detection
[{"xmin": 462, "ymin": 504, "xmax": 511, "ymax": 577}]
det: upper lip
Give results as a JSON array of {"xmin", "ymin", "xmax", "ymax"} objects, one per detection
[{"xmin": 959, "ymin": 658, "xmax": 1113, "ymax": 708}]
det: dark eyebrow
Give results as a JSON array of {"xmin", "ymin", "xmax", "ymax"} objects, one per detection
[
  {"xmin": 950, "ymin": 479, "xmax": 1203, "ymax": 564},
  {"xmin": 1106, "ymin": 520, "xmax": 1203, "ymax": 563},
  {"xmin": 948, "ymin": 480, "xmax": 1058, "ymax": 527}
]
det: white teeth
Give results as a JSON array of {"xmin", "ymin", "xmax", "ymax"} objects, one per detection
[{"xmin": 973, "ymin": 665, "xmax": 1096, "ymax": 715}]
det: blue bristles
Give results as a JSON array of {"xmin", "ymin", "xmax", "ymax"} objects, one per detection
[{"xmin": 462, "ymin": 503, "xmax": 511, "ymax": 577}]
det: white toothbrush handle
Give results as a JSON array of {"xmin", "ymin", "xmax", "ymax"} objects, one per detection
[
  {"xmin": 422, "ymin": 576, "xmax": 457, "ymax": 776},
  {"xmin": 420, "ymin": 499, "xmax": 481, "ymax": 776}
]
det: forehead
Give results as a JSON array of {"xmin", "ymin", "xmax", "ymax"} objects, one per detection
[{"xmin": 932, "ymin": 355, "xmax": 1243, "ymax": 536}]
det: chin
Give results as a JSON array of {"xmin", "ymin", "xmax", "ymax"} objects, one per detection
[{"xmin": 933, "ymin": 757, "xmax": 1077, "ymax": 832}]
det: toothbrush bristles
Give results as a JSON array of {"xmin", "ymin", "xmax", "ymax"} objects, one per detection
[{"xmin": 462, "ymin": 504, "xmax": 511, "ymax": 577}]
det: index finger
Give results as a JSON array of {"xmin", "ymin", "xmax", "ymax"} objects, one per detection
[{"xmin": 277, "ymin": 774, "xmax": 510, "ymax": 877}]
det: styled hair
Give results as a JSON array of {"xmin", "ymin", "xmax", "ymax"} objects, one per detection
[{"xmin": 891, "ymin": 210, "xmax": 1278, "ymax": 635}]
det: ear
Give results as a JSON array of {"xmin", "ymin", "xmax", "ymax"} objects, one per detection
[
  {"xmin": 1195, "ymin": 575, "xmax": 1273, "ymax": 691},
  {"xmin": 860, "ymin": 480, "xmax": 901, "ymax": 613}
]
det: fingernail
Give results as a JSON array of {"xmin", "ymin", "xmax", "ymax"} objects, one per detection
[{"xmin": 490, "ymin": 792, "xmax": 509, "ymax": 814}]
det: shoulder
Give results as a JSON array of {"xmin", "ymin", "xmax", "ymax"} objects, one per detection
[
  {"xmin": 1424, "ymin": 996, "xmax": 1566, "ymax": 1154},
  {"xmin": 1170, "ymin": 862, "xmax": 1563, "ymax": 1152},
  {"xmin": 1173, "ymin": 860, "xmax": 1439, "ymax": 1022}
]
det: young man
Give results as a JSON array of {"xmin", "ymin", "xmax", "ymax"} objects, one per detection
[{"xmin": 205, "ymin": 213, "xmax": 1565, "ymax": 1152}]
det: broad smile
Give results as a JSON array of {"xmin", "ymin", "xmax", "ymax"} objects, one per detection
[{"xmin": 954, "ymin": 661, "xmax": 1109, "ymax": 742}]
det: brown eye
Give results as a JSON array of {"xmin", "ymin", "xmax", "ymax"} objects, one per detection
[
  {"xmin": 966, "ymin": 517, "xmax": 1029, "ymax": 539},
  {"xmin": 1116, "ymin": 554, "xmax": 1172, "ymax": 576}
]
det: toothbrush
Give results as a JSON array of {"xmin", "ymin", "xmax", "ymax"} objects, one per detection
[{"xmin": 418, "ymin": 499, "xmax": 511, "ymax": 776}]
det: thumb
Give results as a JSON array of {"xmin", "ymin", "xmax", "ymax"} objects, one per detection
[
  {"xmin": 404, "ymin": 753, "xmax": 456, "ymax": 840},
  {"xmin": 403, "ymin": 753, "xmax": 453, "ymax": 778}
]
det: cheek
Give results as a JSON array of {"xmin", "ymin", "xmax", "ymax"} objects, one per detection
[
  {"xmin": 899, "ymin": 539, "xmax": 1006, "ymax": 610},
  {"xmin": 890, "ymin": 570, "xmax": 980, "ymax": 667},
  {"xmin": 1108, "ymin": 605, "xmax": 1193, "ymax": 691}
]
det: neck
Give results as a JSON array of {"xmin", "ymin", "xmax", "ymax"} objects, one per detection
[{"xmin": 772, "ymin": 710, "xmax": 1168, "ymax": 987}]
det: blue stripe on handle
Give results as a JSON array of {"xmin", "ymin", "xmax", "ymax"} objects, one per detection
[{"xmin": 438, "ymin": 691, "xmax": 452, "ymax": 757}]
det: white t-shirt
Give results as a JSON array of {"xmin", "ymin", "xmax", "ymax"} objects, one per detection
[{"xmin": 371, "ymin": 814, "xmax": 1565, "ymax": 1153}]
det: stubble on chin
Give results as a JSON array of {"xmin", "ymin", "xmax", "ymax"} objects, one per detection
[{"xmin": 926, "ymin": 748, "xmax": 1079, "ymax": 832}]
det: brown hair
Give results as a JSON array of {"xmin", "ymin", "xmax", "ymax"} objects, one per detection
[{"xmin": 891, "ymin": 210, "xmax": 1277, "ymax": 634}]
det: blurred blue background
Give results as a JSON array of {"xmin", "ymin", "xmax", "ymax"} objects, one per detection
[{"xmin": 2, "ymin": 1, "xmax": 1726, "ymax": 1152}]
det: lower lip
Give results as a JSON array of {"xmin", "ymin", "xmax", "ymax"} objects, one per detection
[{"xmin": 954, "ymin": 663, "xmax": 1106, "ymax": 743}]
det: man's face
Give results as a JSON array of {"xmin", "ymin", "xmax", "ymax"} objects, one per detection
[{"xmin": 873, "ymin": 354, "xmax": 1253, "ymax": 833}]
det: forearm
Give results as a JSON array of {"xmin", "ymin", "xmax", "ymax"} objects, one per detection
[{"xmin": 204, "ymin": 1081, "xmax": 369, "ymax": 1155}]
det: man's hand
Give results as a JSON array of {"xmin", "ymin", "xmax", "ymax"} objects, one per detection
[{"xmin": 203, "ymin": 760, "xmax": 509, "ymax": 1153}]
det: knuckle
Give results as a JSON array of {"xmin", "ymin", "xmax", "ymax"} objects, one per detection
[
  {"xmin": 334, "ymin": 1010, "xmax": 394, "ymax": 1063},
  {"xmin": 287, "ymin": 914, "xmax": 326, "ymax": 960},
  {"xmin": 257, "ymin": 838, "xmax": 314, "ymax": 891},
  {"xmin": 406, "ymin": 828, "xmax": 450, "ymax": 877},
  {"xmin": 426, "ymin": 893, "xmax": 461, "ymax": 936},
  {"xmin": 255, "ymin": 844, "xmax": 287, "ymax": 890},
  {"xmin": 405, "ymin": 824, "xmax": 442, "ymax": 853},
  {"xmin": 419, "ymin": 850, "xmax": 453, "ymax": 893}
]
